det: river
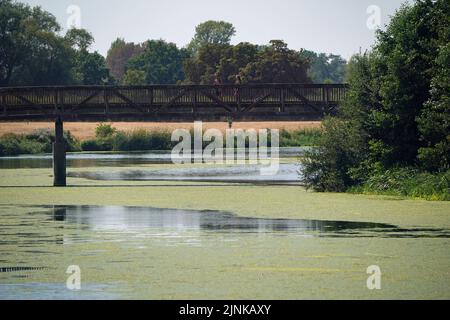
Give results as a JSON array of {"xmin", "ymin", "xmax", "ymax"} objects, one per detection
[{"xmin": 0, "ymin": 149, "xmax": 449, "ymax": 299}]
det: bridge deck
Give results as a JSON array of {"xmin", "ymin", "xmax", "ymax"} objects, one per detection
[{"xmin": 0, "ymin": 84, "xmax": 347, "ymax": 122}]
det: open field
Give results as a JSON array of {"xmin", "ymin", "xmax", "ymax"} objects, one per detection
[{"xmin": 0, "ymin": 121, "xmax": 322, "ymax": 140}]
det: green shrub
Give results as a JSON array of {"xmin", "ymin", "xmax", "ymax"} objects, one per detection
[
  {"xmin": 81, "ymin": 139, "xmax": 102, "ymax": 151},
  {"xmin": 0, "ymin": 134, "xmax": 21, "ymax": 156},
  {"xmin": 301, "ymin": 117, "xmax": 368, "ymax": 192},
  {"xmin": 111, "ymin": 131, "xmax": 129, "ymax": 151},
  {"xmin": 95, "ymin": 123, "xmax": 117, "ymax": 139},
  {"xmin": 280, "ymin": 129, "xmax": 323, "ymax": 147},
  {"xmin": 18, "ymin": 139, "xmax": 45, "ymax": 154},
  {"xmin": 24, "ymin": 128, "xmax": 80, "ymax": 152},
  {"xmin": 147, "ymin": 131, "xmax": 173, "ymax": 150},
  {"xmin": 108, "ymin": 129, "xmax": 173, "ymax": 151},
  {"xmin": 127, "ymin": 129, "xmax": 153, "ymax": 150},
  {"xmin": 85, "ymin": 125, "xmax": 115, "ymax": 151},
  {"xmin": 0, "ymin": 134, "xmax": 43, "ymax": 155},
  {"xmin": 0, "ymin": 130, "xmax": 80, "ymax": 156},
  {"xmin": 349, "ymin": 168, "xmax": 450, "ymax": 201},
  {"xmin": 64, "ymin": 131, "xmax": 81, "ymax": 152},
  {"xmin": 25, "ymin": 129, "xmax": 53, "ymax": 152},
  {"xmin": 119, "ymin": 129, "xmax": 173, "ymax": 151}
]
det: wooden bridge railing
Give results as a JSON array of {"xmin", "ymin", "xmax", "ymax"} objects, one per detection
[
  {"xmin": 0, "ymin": 83, "xmax": 348, "ymax": 186},
  {"xmin": 0, "ymin": 83, "xmax": 348, "ymax": 122}
]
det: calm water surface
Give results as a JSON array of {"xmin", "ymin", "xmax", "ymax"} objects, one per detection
[
  {"xmin": 0, "ymin": 149, "xmax": 305, "ymax": 183},
  {"xmin": 0, "ymin": 148, "xmax": 308, "ymax": 169},
  {"xmin": 1, "ymin": 205, "xmax": 449, "ymax": 299},
  {"xmin": 1, "ymin": 149, "xmax": 449, "ymax": 299}
]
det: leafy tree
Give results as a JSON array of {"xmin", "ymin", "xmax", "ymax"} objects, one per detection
[
  {"xmin": 0, "ymin": 0, "xmax": 31, "ymax": 86},
  {"xmin": 302, "ymin": 0, "xmax": 450, "ymax": 191},
  {"xmin": 217, "ymin": 42, "xmax": 259, "ymax": 83},
  {"xmin": 303, "ymin": 54, "xmax": 373, "ymax": 190},
  {"xmin": 184, "ymin": 40, "xmax": 313, "ymax": 84},
  {"xmin": 305, "ymin": 51, "xmax": 347, "ymax": 83},
  {"xmin": 106, "ymin": 38, "xmax": 144, "ymax": 82},
  {"xmin": 367, "ymin": 0, "xmax": 448, "ymax": 168},
  {"xmin": 183, "ymin": 43, "xmax": 232, "ymax": 84},
  {"xmin": 122, "ymin": 69, "xmax": 146, "ymax": 85},
  {"xmin": 240, "ymin": 40, "xmax": 311, "ymax": 83},
  {"xmin": 0, "ymin": 0, "xmax": 74, "ymax": 86},
  {"xmin": 0, "ymin": 2, "xmax": 112, "ymax": 86},
  {"xmin": 11, "ymin": 32, "xmax": 74, "ymax": 86},
  {"xmin": 127, "ymin": 40, "xmax": 188, "ymax": 84},
  {"xmin": 66, "ymin": 28, "xmax": 114, "ymax": 85},
  {"xmin": 72, "ymin": 50, "xmax": 113, "ymax": 85},
  {"xmin": 65, "ymin": 28, "xmax": 94, "ymax": 51},
  {"xmin": 417, "ymin": 42, "xmax": 450, "ymax": 171},
  {"xmin": 188, "ymin": 20, "xmax": 236, "ymax": 53}
]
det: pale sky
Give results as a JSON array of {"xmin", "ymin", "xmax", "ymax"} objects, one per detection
[{"xmin": 22, "ymin": 0, "xmax": 406, "ymax": 59}]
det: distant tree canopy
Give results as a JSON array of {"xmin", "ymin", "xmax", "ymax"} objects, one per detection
[
  {"xmin": 126, "ymin": 40, "xmax": 189, "ymax": 84},
  {"xmin": 183, "ymin": 42, "xmax": 259, "ymax": 84},
  {"xmin": 241, "ymin": 40, "xmax": 312, "ymax": 83},
  {"xmin": 304, "ymin": 51, "xmax": 347, "ymax": 83},
  {"xmin": 0, "ymin": 0, "xmax": 112, "ymax": 86},
  {"xmin": 106, "ymin": 38, "xmax": 144, "ymax": 82},
  {"xmin": 184, "ymin": 40, "xmax": 313, "ymax": 84},
  {"xmin": 0, "ymin": 3, "xmax": 346, "ymax": 87},
  {"xmin": 187, "ymin": 20, "xmax": 236, "ymax": 53}
]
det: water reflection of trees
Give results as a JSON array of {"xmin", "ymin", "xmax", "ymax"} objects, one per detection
[{"xmin": 50, "ymin": 206, "xmax": 394, "ymax": 234}]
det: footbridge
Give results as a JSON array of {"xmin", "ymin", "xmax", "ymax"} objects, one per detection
[{"xmin": 0, "ymin": 83, "xmax": 348, "ymax": 186}]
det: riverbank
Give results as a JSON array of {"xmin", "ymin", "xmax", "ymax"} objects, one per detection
[{"xmin": 0, "ymin": 123, "xmax": 323, "ymax": 156}]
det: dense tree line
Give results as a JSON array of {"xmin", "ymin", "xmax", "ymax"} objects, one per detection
[
  {"xmin": 0, "ymin": 0, "xmax": 112, "ymax": 86},
  {"xmin": 302, "ymin": 0, "xmax": 449, "ymax": 197},
  {"xmin": 304, "ymin": 51, "xmax": 347, "ymax": 83},
  {"xmin": 0, "ymin": 2, "xmax": 347, "ymax": 87}
]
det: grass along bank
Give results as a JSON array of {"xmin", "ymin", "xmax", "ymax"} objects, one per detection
[
  {"xmin": 80, "ymin": 125, "xmax": 324, "ymax": 152},
  {"xmin": 348, "ymin": 168, "xmax": 450, "ymax": 201},
  {"xmin": 0, "ymin": 123, "xmax": 324, "ymax": 155},
  {"xmin": 0, "ymin": 129, "xmax": 80, "ymax": 156}
]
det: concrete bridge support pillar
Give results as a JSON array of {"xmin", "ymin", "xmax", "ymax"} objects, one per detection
[{"xmin": 53, "ymin": 117, "xmax": 66, "ymax": 187}]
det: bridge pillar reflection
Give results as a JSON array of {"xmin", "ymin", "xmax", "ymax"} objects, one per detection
[{"xmin": 53, "ymin": 117, "xmax": 66, "ymax": 187}]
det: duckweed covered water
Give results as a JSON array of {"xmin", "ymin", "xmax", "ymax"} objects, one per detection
[
  {"xmin": 1, "ymin": 205, "xmax": 450, "ymax": 299},
  {"xmin": 0, "ymin": 151, "xmax": 449, "ymax": 299}
]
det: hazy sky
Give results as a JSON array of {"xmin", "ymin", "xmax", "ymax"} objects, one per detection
[{"xmin": 22, "ymin": 0, "xmax": 406, "ymax": 59}]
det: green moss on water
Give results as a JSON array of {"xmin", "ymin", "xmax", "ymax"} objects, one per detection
[
  {"xmin": 1, "ymin": 204, "xmax": 449, "ymax": 299},
  {"xmin": 1, "ymin": 168, "xmax": 450, "ymax": 299},
  {"xmin": 0, "ymin": 167, "xmax": 449, "ymax": 228}
]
